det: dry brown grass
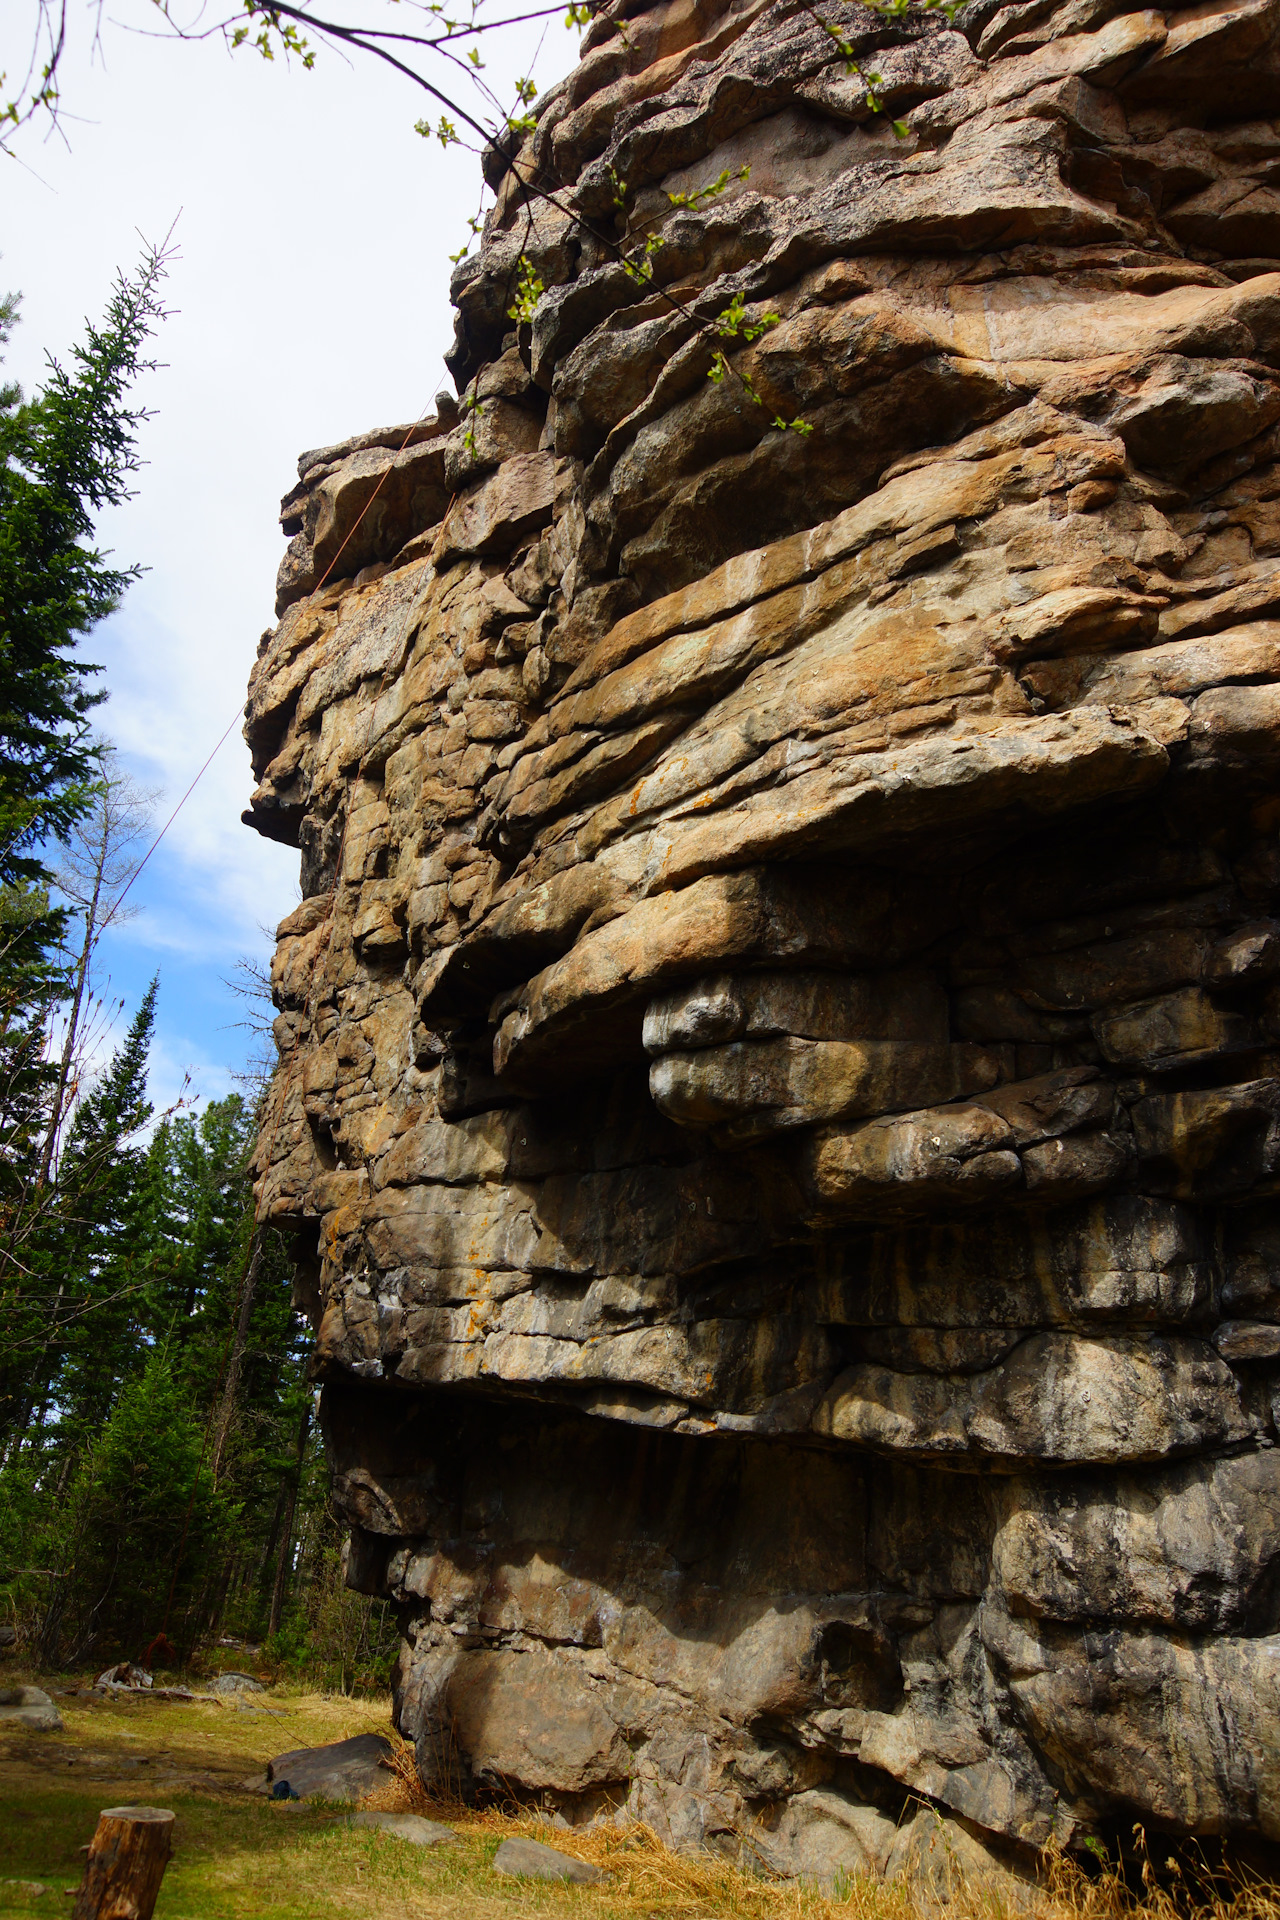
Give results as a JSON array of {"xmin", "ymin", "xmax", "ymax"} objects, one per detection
[
  {"xmin": 469, "ymin": 1821, "xmax": 1280, "ymax": 1920},
  {"xmin": 358, "ymin": 1740, "xmax": 1280, "ymax": 1920},
  {"xmin": 4, "ymin": 1677, "xmax": 1280, "ymax": 1920}
]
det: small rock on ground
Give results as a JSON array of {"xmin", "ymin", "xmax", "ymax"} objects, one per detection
[
  {"xmin": 0, "ymin": 1687, "xmax": 63, "ymax": 1733},
  {"xmin": 347, "ymin": 1811, "xmax": 455, "ymax": 1846},
  {"xmin": 492, "ymin": 1837, "xmax": 603, "ymax": 1884},
  {"xmin": 209, "ymin": 1672, "xmax": 265, "ymax": 1695}
]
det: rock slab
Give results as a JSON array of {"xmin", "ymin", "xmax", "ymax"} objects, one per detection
[
  {"xmin": 491, "ymin": 1837, "xmax": 603, "ymax": 1884},
  {"xmin": 0, "ymin": 1686, "xmax": 63, "ymax": 1732},
  {"xmin": 209, "ymin": 1672, "xmax": 265, "ymax": 1695},
  {"xmin": 266, "ymin": 1733, "xmax": 391, "ymax": 1803},
  {"xmin": 347, "ymin": 1810, "xmax": 455, "ymax": 1845}
]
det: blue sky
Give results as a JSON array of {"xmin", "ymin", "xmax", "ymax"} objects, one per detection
[{"xmin": 5, "ymin": 1, "xmax": 573, "ymax": 1113}]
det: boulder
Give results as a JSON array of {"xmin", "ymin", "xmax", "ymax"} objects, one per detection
[
  {"xmin": 265, "ymin": 1733, "xmax": 392, "ymax": 1803},
  {"xmin": 0, "ymin": 1686, "xmax": 62, "ymax": 1732},
  {"xmin": 884, "ymin": 1806, "xmax": 1039, "ymax": 1910},
  {"xmin": 208, "ymin": 1672, "xmax": 265, "ymax": 1695},
  {"xmin": 491, "ymin": 1836, "xmax": 603, "ymax": 1884},
  {"xmin": 752, "ymin": 1789, "xmax": 898, "ymax": 1884}
]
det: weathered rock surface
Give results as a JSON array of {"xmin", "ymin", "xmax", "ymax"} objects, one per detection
[
  {"xmin": 208, "ymin": 1672, "xmax": 265, "ymax": 1696},
  {"xmin": 492, "ymin": 1835, "xmax": 604, "ymax": 1882},
  {"xmin": 266, "ymin": 1734, "xmax": 392, "ymax": 1803},
  {"xmin": 347, "ymin": 1810, "xmax": 456, "ymax": 1845},
  {"xmin": 245, "ymin": 0, "xmax": 1280, "ymax": 1880},
  {"xmin": 0, "ymin": 1686, "xmax": 63, "ymax": 1732}
]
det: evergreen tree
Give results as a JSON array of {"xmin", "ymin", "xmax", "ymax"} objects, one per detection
[
  {"xmin": 0, "ymin": 246, "xmax": 171, "ymax": 1365},
  {"xmin": 0, "ymin": 248, "xmax": 352, "ymax": 1677},
  {"xmin": 140, "ymin": 1095, "xmax": 259, "ymax": 1355},
  {"xmin": 41, "ymin": 1348, "xmax": 228, "ymax": 1666},
  {"xmin": 30, "ymin": 978, "xmax": 160, "ymax": 1455},
  {"xmin": 0, "ymin": 245, "xmax": 171, "ymax": 881}
]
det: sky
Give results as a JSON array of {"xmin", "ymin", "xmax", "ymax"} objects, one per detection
[{"xmin": 4, "ymin": 0, "xmax": 575, "ymax": 1116}]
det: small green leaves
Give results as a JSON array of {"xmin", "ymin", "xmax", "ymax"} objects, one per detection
[
  {"xmin": 231, "ymin": 4, "xmax": 315, "ymax": 68},
  {"xmin": 707, "ymin": 352, "xmax": 762, "ymax": 409},
  {"xmin": 622, "ymin": 232, "xmax": 664, "ymax": 284},
  {"xmin": 506, "ymin": 80, "xmax": 538, "ymax": 134},
  {"xmin": 466, "ymin": 43, "xmax": 485, "ymax": 66},
  {"xmin": 606, "ymin": 151, "xmax": 810, "ymax": 439},
  {"xmin": 715, "ymin": 290, "xmax": 780, "ymax": 343},
  {"xmin": 564, "ymin": 0, "xmax": 594, "ymax": 22},
  {"xmin": 506, "ymin": 253, "xmax": 545, "ymax": 324},
  {"xmin": 814, "ymin": 12, "xmax": 860, "ymax": 69},
  {"xmin": 448, "ymin": 213, "xmax": 484, "ymax": 267},
  {"xmin": 417, "ymin": 114, "xmax": 459, "ymax": 147},
  {"xmin": 800, "ymin": 0, "xmax": 964, "ymax": 138},
  {"xmin": 666, "ymin": 164, "xmax": 751, "ymax": 211}
]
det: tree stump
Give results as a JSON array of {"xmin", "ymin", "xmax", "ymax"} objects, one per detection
[{"xmin": 72, "ymin": 1806, "xmax": 174, "ymax": 1920}]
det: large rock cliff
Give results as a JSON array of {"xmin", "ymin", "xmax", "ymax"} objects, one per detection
[{"xmin": 244, "ymin": 0, "xmax": 1280, "ymax": 1882}]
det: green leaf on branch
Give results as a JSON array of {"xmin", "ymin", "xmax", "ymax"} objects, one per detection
[
  {"xmin": 666, "ymin": 164, "xmax": 750, "ymax": 211},
  {"xmin": 622, "ymin": 232, "xmax": 664, "ymax": 285},
  {"xmin": 417, "ymin": 114, "xmax": 459, "ymax": 147},
  {"xmin": 715, "ymin": 290, "xmax": 780, "ymax": 343},
  {"xmin": 506, "ymin": 254, "xmax": 545, "ymax": 325}
]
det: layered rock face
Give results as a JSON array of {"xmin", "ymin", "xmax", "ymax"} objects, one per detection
[{"xmin": 244, "ymin": 0, "xmax": 1280, "ymax": 1879}]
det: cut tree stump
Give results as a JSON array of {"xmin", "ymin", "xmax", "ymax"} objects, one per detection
[{"xmin": 71, "ymin": 1806, "xmax": 174, "ymax": 1920}]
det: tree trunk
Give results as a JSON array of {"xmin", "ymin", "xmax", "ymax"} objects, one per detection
[
  {"xmin": 257, "ymin": 1475, "xmax": 288, "ymax": 1621},
  {"xmin": 72, "ymin": 1805, "xmax": 173, "ymax": 1920},
  {"xmin": 12, "ymin": 1281, "xmax": 63, "ymax": 1444},
  {"xmin": 206, "ymin": 1551, "xmax": 239, "ymax": 1646},
  {"xmin": 268, "ymin": 1398, "xmax": 311, "ymax": 1638},
  {"xmin": 208, "ymin": 1234, "xmax": 263, "ymax": 1484},
  {"xmin": 37, "ymin": 850, "xmax": 106, "ymax": 1192}
]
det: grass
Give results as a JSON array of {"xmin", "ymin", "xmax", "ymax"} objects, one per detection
[{"xmin": 2, "ymin": 1673, "xmax": 1279, "ymax": 1920}]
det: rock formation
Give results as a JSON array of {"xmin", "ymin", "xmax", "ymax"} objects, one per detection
[{"xmin": 244, "ymin": 0, "xmax": 1280, "ymax": 1882}]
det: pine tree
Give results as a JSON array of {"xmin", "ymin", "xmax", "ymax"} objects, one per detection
[
  {"xmin": 43, "ymin": 1348, "xmax": 228, "ymax": 1666},
  {"xmin": 0, "ymin": 245, "xmax": 171, "ymax": 880},
  {"xmin": 0, "ymin": 245, "xmax": 171, "ymax": 1392},
  {"xmin": 8, "ymin": 978, "xmax": 158, "ymax": 1460}
]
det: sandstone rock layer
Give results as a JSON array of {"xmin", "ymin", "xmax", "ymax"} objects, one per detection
[{"xmin": 245, "ymin": 0, "xmax": 1280, "ymax": 1879}]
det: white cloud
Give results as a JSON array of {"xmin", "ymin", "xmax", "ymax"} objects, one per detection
[{"xmin": 145, "ymin": 1027, "xmax": 242, "ymax": 1122}]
